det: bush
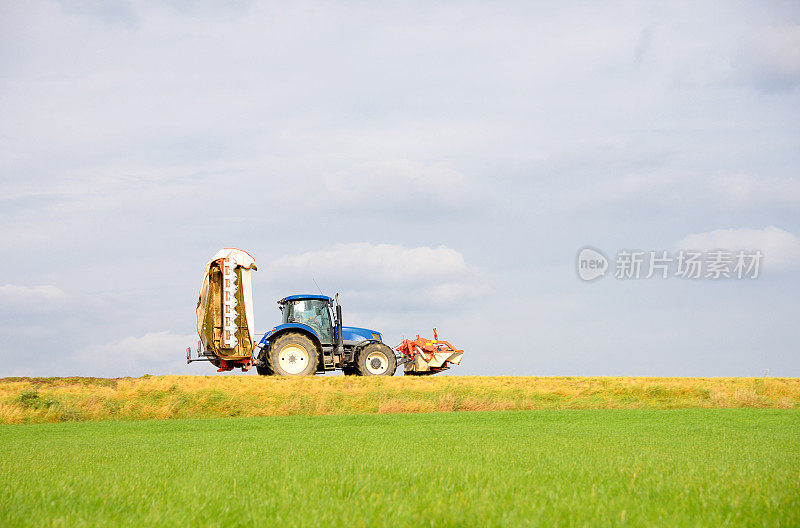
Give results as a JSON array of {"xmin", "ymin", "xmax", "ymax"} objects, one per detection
[{"xmin": 16, "ymin": 390, "xmax": 58, "ymax": 410}]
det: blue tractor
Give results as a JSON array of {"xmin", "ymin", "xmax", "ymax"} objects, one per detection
[
  {"xmin": 189, "ymin": 249, "xmax": 462, "ymax": 376},
  {"xmin": 254, "ymin": 294, "xmax": 398, "ymax": 376}
]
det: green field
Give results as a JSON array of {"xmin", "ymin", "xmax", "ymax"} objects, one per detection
[{"xmin": 1, "ymin": 409, "xmax": 798, "ymax": 527}]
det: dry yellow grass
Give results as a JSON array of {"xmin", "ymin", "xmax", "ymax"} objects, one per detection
[{"xmin": 1, "ymin": 375, "xmax": 798, "ymax": 424}]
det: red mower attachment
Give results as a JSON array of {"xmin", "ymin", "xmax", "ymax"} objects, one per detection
[{"xmin": 396, "ymin": 328, "xmax": 464, "ymax": 375}]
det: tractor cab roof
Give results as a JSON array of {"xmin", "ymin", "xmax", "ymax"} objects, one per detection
[{"xmin": 278, "ymin": 294, "xmax": 332, "ymax": 304}]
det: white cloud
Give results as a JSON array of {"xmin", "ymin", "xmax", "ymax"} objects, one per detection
[
  {"xmin": 323, "ymin": 160, "xmax": 478, "ymax": 209},
  {"xmin": 74, "ymin": 331, "xmax": 196, "ymax": 376},
  {"xmin": 571, "ymin": 172, "xmax": 800, "ymax": 212},
  {"xmin": 676, "ymin": 226, "xmax": 800, "ymax": 270},
  {"xmin": 264, "ymin": 243, "xmax": 487, "ymax": 309},
  {"xmin": 712, "ymin": 173, "xmax": 800, "ymax": 208},
  {"xmin": 429, "ymin": 282, "xmax": 491, "ymax": 304},
  {"xmin": 732, "ymin": 24, "xmax": 800, "ymax": 91},
  {"xmin": 0, "ymin": 284, "xmax": 67, "ymax": 304},
  {"xmin": 760, "ymin": 25, "xmax": 800, "ymax": 76},
  {"xmin": 267, "ymin": 243, "xmax": 469, "ymax": 284}
]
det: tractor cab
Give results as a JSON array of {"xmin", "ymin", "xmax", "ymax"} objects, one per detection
[{"xmin": 278, "ymin": 295, "xmax": 334, "ymax": 344}]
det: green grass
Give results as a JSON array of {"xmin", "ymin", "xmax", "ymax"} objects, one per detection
[{"xmin": 1, "ymin": 410, "xmax": 798, "ymax": 527}]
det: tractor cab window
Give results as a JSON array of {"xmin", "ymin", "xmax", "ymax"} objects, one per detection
[{"xmin": 282, "ymin": 299, "xmax": 333, "ymax": 344}]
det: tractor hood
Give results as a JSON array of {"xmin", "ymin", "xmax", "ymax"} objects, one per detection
[
  {"xmin": 259, "ymin": 325, "xmax": 381, "ymax": 345},
  {"xmin": 342, "ymin": 326, "xmax": 382, "ymax": 343}
]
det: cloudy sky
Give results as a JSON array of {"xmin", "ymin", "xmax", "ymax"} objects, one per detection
[{"xmin": 1, "ymin": 1, "xmax": 798, "ymax": 377}]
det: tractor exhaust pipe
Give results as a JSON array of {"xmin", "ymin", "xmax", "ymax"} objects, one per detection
[{"xmin": 335, "ymin": 293, "xmax": 344, "ymax": 357}]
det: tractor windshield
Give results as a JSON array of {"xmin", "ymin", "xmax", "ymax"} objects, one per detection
[{"xmin": 282, "ymin": 299, "xmax": 333, "ymax": 343}]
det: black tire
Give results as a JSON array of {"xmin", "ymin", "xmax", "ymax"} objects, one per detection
[
  {"xmin": 355, "ymin": 343, "xmax": 397, "ymax": 376},
  {"xmin": 255, "ymin": 348, "xmax": 273, "ymax": 376},
  {"xmin": 342, "ymin": 366, "xmax": 357, "ymax": 376},
  {"xmin": 268, "ymin": 333, "xmax": 319, "ymax": 376}
]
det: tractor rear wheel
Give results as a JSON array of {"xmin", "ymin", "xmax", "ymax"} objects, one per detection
[
  {"xmin": 256, "ymin": 364, "xmax": 273, "ymax": 376},
  {"xmin": 355, "ymin": 343, "xmax": 397, "ymax": 376},
  {"xmin": 268, "ymin": 333, "xmax": 319, "ymax": 376}
]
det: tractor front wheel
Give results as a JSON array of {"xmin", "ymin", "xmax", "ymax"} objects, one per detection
[
  {"xmin": 268, "ymin": 333, "xmax": 319, "ymax": 376},
  {"xmin": 355, "ymin": 343, "xmax": 397, "ymax": 376}
]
